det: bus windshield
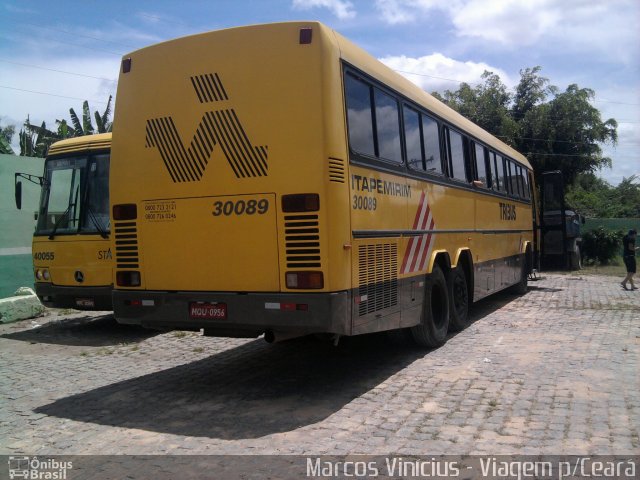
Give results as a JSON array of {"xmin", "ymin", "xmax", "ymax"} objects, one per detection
[{"xmin": 35, "ymin": 153, "xmax": 110, "ymax": 236}]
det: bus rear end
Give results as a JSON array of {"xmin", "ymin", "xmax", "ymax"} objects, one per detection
[{"xmin": 111, "ymin": 23, "xmax": 352, "ymax": 338}]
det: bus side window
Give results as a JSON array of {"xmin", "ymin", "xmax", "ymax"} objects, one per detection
[
  {"xmin": 403, "ymin": 106, "xmax": 423, "ymax": 171},
  {"xmin": 473, "ymin": 142, "xmax": 488, "ymax": 187},
  {"xmin": 490, "ymin": 151, "xmax": 500, "ymax": 192},
  {"xmin": 516, "ymin": 165, "xmax": 525, "ymax": 198},
  {"xmin": 422, "ymin": 115, "xmax": 443, "ymax": 175},
  {"xmin": 447, "ymin": 128, "xmax": 467, "ymax": 182},
  {"xmin": 405, "ymin": 106, "xmax": 444, "ymax": 176},
  {"xmin": 509, "ymin": 161, "xmax": 519, "ymax": 197},
  {"xmin": 423, "ymin": 114, "xmax": 443, "ymax": 174},
  {"xmin": 373, "ymin": 87, "xmax": 402, "ymax": 163},
  {"xmin": 345, "ymin": 74, "xmax": 376, "ymax": 158},
  {"xmin": 498, "ymin": 155, "xmax": 508, "ymax": 193},
  {"xmin": 506, "ymin": 159, "xmax": 515, "ymax": 195},
  {"xmin": 523, "ymin": 168, "xmax": 531, "ymax": 200}
]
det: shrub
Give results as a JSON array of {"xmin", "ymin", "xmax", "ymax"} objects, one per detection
[{"xmin": 581, "ymin": 228, "xmax": 624, "ymax": 264}]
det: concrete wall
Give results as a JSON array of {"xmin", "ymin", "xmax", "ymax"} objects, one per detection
[{"xmin": 0, "ymin": 154, "xmax": 45, "ymax": 297}]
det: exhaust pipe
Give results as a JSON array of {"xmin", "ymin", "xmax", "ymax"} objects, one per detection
[{"xmin": 264, "ymin": 330, "xmax": 305, "ymax": 344}]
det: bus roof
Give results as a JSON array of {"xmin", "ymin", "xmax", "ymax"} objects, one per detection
[
  {"xmin": 327, "ymin": 24, "xmax": 532, "ymax": 170},
  {"xmin": 48, "ymin": 132, "xmax": 112, "ymax": 157},
  {"xmin": 122, "ymin": 21, "xmax": 531, "ymax": 170}
]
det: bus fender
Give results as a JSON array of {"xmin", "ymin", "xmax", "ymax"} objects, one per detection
[
  {"xmin": 426, "ymin": 250, "xmax": 451, "ymax": 274},
  {"xmin": 520, "ymin": 239, "xmax": 532, "ymax": 254},
  {"xmin": 521, "ymin": 241, "xmax": 533, "ymax": 275},
  {"xmin": 452, "ymin": 248, "xmax": 472, "ymax": 269}
]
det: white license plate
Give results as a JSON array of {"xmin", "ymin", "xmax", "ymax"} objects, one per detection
[
  {"xmin": 76, "ymin": 298, "xmax": 95, "ymax": 307},
  {"xmin": 189, "ymin": 302, "xmax": 227, "ymax": 319}
]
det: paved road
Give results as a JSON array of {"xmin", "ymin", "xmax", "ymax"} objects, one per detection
[{"xmin": 1, "ymin": 273, "xmax": 638, "ymax": 456}]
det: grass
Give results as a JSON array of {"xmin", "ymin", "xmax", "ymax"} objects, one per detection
[{"xmin": 580, "ymin": 255, "xmax": 627, "ymax": 277}]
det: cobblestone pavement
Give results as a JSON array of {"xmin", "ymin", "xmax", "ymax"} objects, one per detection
[{"xmin": 1, "ymin": 273, "xmax": 638, "ymax": 456}]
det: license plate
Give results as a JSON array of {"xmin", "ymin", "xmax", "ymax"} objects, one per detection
[
  {"xmin": 76, "ymin": 298, "xmax": 95, "ymax": 307},
  {"xmin": 189, "ymin": 302, "xmax": 227, "ymax": 319}
]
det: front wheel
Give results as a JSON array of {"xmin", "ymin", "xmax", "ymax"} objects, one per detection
[{"xmin": 411, "ymin": 265, "xmax": 450, "ymax": 348}]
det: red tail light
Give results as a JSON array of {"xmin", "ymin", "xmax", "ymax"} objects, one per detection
[
  {"xmin": 286, "ymin": 271, "xmax": 323, "ymax": 289},
  {"xmin": 116, "ymin": 271, "xmax": 141, "ymax": 287},
  {"xmin": 113, "ymin": 204, "xmax": 137, "ymax": 220},
  {"xmin": 282, "ymin": 194, "xmax": 319, "ymax": 212}
]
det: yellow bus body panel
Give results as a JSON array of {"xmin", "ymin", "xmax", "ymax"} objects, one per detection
[
  {"xmin": 33, "ymin": 236, "xmax": 112, "ymax": 287},
  {"xmin": 112, "ymin": 23, "xmax": 352, "ymax": 292}
]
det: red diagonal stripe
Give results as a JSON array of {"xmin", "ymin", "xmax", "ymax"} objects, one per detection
[{"xmin": 418, "ymin": 216, "xmax": 436, "ymax": 271}]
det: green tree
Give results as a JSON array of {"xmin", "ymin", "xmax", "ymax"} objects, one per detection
[
  {"xmin": 17, "ymin": 96, "xmax": 113, "ymax": 157},
  {"xmin": 67, "ymin": 96, "xmax": 113, "ymax": 135},
  {"xmin": 433, "ymin": 67, "xmax": 618, "ymax": 187},
  {"xmin": 519, "ymin": 84, "xmax": 617, "ymax": 185},
  {"xmin": 433, "ymin": 71, "xmax": 517, "ymax": 142},
  {"xmin": 0, "ymin": 121, "xmax": 16, "ymax": 154},
  {"xmin": 19, "ymin": 116, "xmax": 58, "ymax": 157},
  {"xmin": 566, "ymin": 173, "xmax": 639, "ymax": 218},
  {"xmin": 511, "ymin": 66, "xmax": 556, "ymax": 120}
]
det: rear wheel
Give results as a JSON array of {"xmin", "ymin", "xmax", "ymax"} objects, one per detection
[
  {"xmin": 448, "ymin": 266, "xmax": 470, "ymax": 331},
  {"xmin": 411, "ymin": 265, "xmax": 450, "ymax": 348}
]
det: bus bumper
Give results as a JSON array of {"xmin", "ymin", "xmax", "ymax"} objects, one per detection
[
  {"xmin": 35, "ymin": 283, "xmax": 113, "ymax": 310},
  {"xmin": 113, "ymin": 290, "xmax": 351, "ymax": 337}
]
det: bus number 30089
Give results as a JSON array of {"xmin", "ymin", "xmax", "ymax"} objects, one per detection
[
  {"xmin": 212, "ymin": 199, "xmax": 269, "ymax": 216},
  {"xmin": 352, "ymin": 195, "xmax": 377, "ymax": 211}
]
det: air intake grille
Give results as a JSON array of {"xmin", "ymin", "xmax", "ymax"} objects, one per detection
[
  {"xmin": 285, "ymin": 215, "xmax": 321, "ymax": 268},
  {"xmin": 114, "ymin": 221, "xmax": 139, "ymax": 269},
  {"xmin": 358, "ymin": 244, "xmax": 398, "ymax": 316},
  {"xmin": 328, "ymin": 157, "xmax": 345, "ymax": 183}
]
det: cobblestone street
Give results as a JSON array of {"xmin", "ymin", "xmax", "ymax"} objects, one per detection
[{"xmin": 1, "ymin": 273, "xmax": 638, "ymax": 456}]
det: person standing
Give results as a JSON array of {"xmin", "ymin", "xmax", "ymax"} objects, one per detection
[{"xmin": 621, "ymin": 229, "xmax": 638, "ymax": 290}]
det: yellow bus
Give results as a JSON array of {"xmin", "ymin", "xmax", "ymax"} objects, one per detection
[
  {"xmin": 15, "ymin": 133, "xmax": 113, "ymax": 310},
  {"xmin": 111, "ymin": 22, "xmax": 535, "ymax": 347}
]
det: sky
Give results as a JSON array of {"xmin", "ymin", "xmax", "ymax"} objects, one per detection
[{"xmin": 0, "ymin": 0, "xmax": 638, "ymax": 185}]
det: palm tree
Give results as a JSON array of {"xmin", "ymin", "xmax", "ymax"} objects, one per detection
[
  {"xmin": 19, "ymin": 116, "xmax": 59, "ymax": 157},
  {"xmin": 0, "ymin": 122, "xmax": 15, "ymax": 154},
  {"xmin": 68, "ymin": 95, "xmax": 113, "ymax": 135},
  {"xmin": 19, "ymin": 96, "xmax": 113, "ymax": 157}
]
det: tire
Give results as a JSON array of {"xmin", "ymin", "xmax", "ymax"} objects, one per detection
[
  {"xmin": 448, "ymin": 266, "xmax": 470, "ymax": 332},
  {"xmin": 411, "ymin": 265, "xmax": 450, "ymax": 348},
  {"xmin": 570, "ymin": 245, "xmax": 582, "ymax": 270}
]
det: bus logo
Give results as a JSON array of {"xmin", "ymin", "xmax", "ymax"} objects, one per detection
[
  {"xmin": 145, "ymin": 72, "xmax": 268, "ymax": 182},
  {"xmin": 8, "ymin": 456, "xmax": 29, "ymax": 479}
]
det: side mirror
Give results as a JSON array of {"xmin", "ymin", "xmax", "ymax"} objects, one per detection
[
  {"xmin": 15, "ymin": 181, "xmax": 22, "ymax": 210},
  {"xmin": 581, "ymin": 216, "xmax": 586, "ymax": 225}
]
